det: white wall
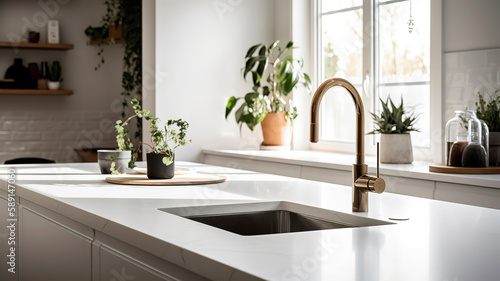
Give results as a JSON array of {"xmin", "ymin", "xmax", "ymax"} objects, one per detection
[
  {"xmin": 443, "ymin": 0, "xmax": 500, "ymax": 52},
  {"xmin": 149, "ymin": 0, "xmax": 500, "ymax": 163},
  {"xmin": 0, "ymin": 0, "xmax": 124, "ymax": 162},
  {"xmin": 154, "ymin": 0, "xmax": 275, "ymax": 162}
]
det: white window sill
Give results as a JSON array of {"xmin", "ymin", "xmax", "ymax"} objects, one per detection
[{"xmin": 202, "ymin": 149, "xmax": 500, "ymax": 190}]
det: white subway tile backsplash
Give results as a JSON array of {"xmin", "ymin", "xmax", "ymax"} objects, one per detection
[
  {"xmin": 486, "ymin": 49, "xmax": 500, "ymax": 65},
  {"xmin": 11, "ymin": 132, "xmax": 43, "ymax": 141},
  {"xmin": 0, "ymin": 132, "xmax": 10, "ymax": 141},
  {"xmin": 0, "ymin": 111, "xmax": 121, "ymax": 163},
  {"xmin": 444, "ymin": 48, "xmax": 500, "ymax": 130}
]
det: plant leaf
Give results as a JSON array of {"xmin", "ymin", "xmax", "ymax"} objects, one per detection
[
  {"xmin": 225, "ymin": 96, "xmax": 239, "ymax": 119},
  {"xmin": 245, "ymin": 43, "xmax": 260, "ymax": 58}
]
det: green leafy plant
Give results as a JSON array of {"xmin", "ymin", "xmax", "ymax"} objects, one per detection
[
  {"xmin": 369, "ymin": 97, "xmax": 419, "ymax": 134},
  {"xmin": 225, "ymin": 40, "xmax": 312, "ymax": 131},
  {"xmin": 143, "ymin": 118, "xmax": 191, "ymax": 166},
  {"xmin": 49, "ymin": 61, "xmax": 62, "ymax": 82},
  {"xmin": 114, "ymin": 98, "xmax": 144, "ymax": 171},
  {"xmin": 116, "ymin": 99, "xmax": 191, "ymax": 168},
  {"xmin": 476, "ymin": 89, "xmax": 500, "ymax": 132}
]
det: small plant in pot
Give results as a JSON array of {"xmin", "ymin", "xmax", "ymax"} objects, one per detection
[
  {"xmin": 143, "ymin": 116, "xmax": 191, "ymax": 179},
  {"xmin": 48, "ymin": 61, "xmax": 63, "ymax": 90},
  {"xmin": 476, "ymin": 88, "xmax": 500, "ymax": 166},
  {"xmin": 225, "ymin": 40, "xmax": 311, "ymax": 148},
  {"xmin": 369, "ymin": 96, "xmax": 419, "ymax": 164},
  {"xmin": 99, "ymin": 99, "xmax": 142, "ymax": 174}
]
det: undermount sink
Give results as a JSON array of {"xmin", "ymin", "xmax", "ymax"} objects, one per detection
[{"xmin": 160, "ymin": 201, "xmax": 394, "ymax": 236}]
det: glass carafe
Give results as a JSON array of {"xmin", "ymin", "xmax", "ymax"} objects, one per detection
[
  {"xmin": 445, "ymin": 111, "xmax": 469, "ymax": 166},
  {"xmin": 462, "ymin": 115, "xmax": 488, "ymax": 167},
  {"xmin": 445, "ymin": 110, "xmax": 489, "ymax": 167}
]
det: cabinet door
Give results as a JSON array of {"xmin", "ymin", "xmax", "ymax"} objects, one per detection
[
  {"xmin": 99, "ymin": 244, "xmax": 176, "ymax": 281},
  {"xmin": 20, "ymin": 207, "xmax": 92, "ymax": 281},
  {"xmin": 0, "ymin": 196, "xmax": 17, "ymax": 281}
]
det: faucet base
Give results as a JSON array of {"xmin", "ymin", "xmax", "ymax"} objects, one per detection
[{"xmin": 352, "ymin": 164, "xmax": 368, "ymax": 212}]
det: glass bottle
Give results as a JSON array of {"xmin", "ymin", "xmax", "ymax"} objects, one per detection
[
  {"xmin": 445, "ymin": 111, "xmax": 469, "ymax": 166},
  {"xmin": 445, "ymin": 110, "xmax": 489, "ymax": 167},
  {"xmin": 462, "ymin": 115, "xmax": 488, "ymax": 167}
]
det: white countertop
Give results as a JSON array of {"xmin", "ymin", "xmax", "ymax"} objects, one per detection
[
  {"xmin": 203, "ymin": 149, "xmax": 500, "ymax": 189},
  {"xmin": 2, "ymin": 162, "xmax": 500, "ymax": 280}
]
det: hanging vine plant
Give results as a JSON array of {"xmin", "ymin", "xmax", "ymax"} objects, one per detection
[
  {"xmin": 85, "ymin": 0, "xmax": 142, "ymax": 142},
  {"xmin": 120, "ymin": 0, "xmax": 142, "ymax": 140}
]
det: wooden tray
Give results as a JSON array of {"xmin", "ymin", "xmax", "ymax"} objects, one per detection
[
  {"xmin": 429, "ymin": 165, "xmax": 500, "ymax": 174},
  {"xmin": 106, "ymin": 173, "xmax": 226, "ymax": 185}
]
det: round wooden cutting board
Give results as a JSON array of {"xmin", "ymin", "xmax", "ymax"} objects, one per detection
[
  {"xmin": 105, "ymin": 173, "xmax": 226, "ymax": 185},
  {"xmin": 429, "ymin": 165, "xmax": 500, "ymax": 174}
]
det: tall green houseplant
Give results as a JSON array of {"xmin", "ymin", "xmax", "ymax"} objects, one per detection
[{"xmin": 225, "ymin": 40, "xmax": 311, "ymax": 131}]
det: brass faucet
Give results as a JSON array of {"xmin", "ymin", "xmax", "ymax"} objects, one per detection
[{"xmin": 310, "ymin": 78, "xmax": 385, "ymax": 212}]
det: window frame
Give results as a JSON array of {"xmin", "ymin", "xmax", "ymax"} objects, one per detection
[{"xmin": 309, "ymin": 0, "xmax": 442, "ymax": 163}]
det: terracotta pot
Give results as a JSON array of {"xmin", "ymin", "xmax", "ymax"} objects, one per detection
[
  {"xmin": 108, "ymin": 24, "xmax": 122, "ymax": 39},
  {"xmin": 147, "ymin": 153, "xmax": 175, "ymax": 179},
  {"xmin": 380, "ymin": 133, "xmax": 413, "ymax": 164},
  {"xmin": 260, "ymin": 112, "xmax": 292, "ymax": 147}
]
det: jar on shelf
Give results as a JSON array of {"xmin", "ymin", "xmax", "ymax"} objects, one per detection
[{"xmin": 445, "ymin": 110, "xmax": 489, "ymax": 167}]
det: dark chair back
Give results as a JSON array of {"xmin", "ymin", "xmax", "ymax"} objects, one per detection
[{"xmin": 4, "ymin": 157, "xmax": 56, "ymax": 164}]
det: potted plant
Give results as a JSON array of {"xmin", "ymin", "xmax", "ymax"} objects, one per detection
[
  {"xmin": 369, "ymin": 97, "xmax": 419, "ymax": 164},
  {"xmin": 48, "ymin": 61, "xmax": 62, "ymax": 90},
  {"xmin": 98, "ymin": 99, "xmax": 142, "ymax": 174},
  {"xmin": 115, "ymin": 98, "xmax": 191, "ymax": 179},
  {"xmin": 143, "ymin": 117, "xmax": 191, "ymax": 179},
  {"xmin": 476, "ymin": 89, "xmax": 500, "ymax": 166},
  {"xmin": 225, "ymin": 40, "xmax": 311, "ymax": 148}
]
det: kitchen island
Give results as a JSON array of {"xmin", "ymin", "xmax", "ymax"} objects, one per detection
[{"xmin": 1, "ymin": 162, "xmax": 499, "ymax": 280}]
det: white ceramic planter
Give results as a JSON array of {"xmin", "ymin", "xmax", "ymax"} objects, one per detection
[
  {"xmin": 380, "ymin": 133, "xmax": 414, "ymax": 164},
  {"xmin": 97, "ymin": 150, "xmax": 132, "ymax": 174},
  {"xmin": 48, "ymin": 81, "xmax": 60, "ymax": 90}
]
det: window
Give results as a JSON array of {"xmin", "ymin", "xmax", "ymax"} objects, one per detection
[{"xmin": 313, "ymin": 0, "xmax": 433, "ymax": 158}]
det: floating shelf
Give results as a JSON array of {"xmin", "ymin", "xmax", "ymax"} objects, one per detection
[
  {"xmin": 0, "ymin": 42, "xmax": 74, "ymax": 50},
  {"xmin": 0, "ymin": 89, "xmax": 73, "ymax": 95}
]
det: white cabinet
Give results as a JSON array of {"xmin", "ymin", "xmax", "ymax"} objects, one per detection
[
  {"xmin": 434, "ymin": 182, "xmax": 500, "ymax": 210},
  {"xmin": 97, "ymin": 244, "xmax": 175, "ymax": 281},
  {"xmin": 19, "ymin": 205, "xmax": 92, "ymax": 281},
  {"xmin": 204, "ymin": 152, "xmax": 500, "ymax": 210},
  {"xmin": 93, "ymin": 233, "xmax": 208, "ymax": 281},
  {"xmin": 0, "ymin": 195, "xmax": 17, "ymax": 281},
  {"xmin": 204, "ymin": 154, "xmax": 302, "ymax": 178}
]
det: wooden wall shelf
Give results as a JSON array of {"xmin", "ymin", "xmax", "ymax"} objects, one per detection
[
  {"xmin": 0, "ymin": 42, "xmax": 74, "ymax": 50},
  {"xmin": 0, "ymin": 89, "xmax": 73, "ymax": 95}
]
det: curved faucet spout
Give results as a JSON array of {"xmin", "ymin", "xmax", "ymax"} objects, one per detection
[
  {"xmin": 310, "ymin": 77, "xmax": 384, "ymax": 212},
  {"xmin": 310, "ymin": 78, "xmax": 365, "ymax": 165}
]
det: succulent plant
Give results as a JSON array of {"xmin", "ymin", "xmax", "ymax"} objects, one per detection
[
  {"xmin": 49, "ymin": 61, "xmax": 62, "ymax": 82},
  {"xmin": 369, "ymin": 97, "xmax": 419, "ymax": 134}
]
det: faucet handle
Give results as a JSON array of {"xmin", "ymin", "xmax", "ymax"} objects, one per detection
[
  {"xmin": 353, "ymin": 142, "xmax": 385, "ymax": 193},
  {"xmin": 377, "ymin": 142, "xmax": 380, "ymax": 178},
  {"xmin": 354, "ymin": 175, "xmax": 385, "ymax": 193}
]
